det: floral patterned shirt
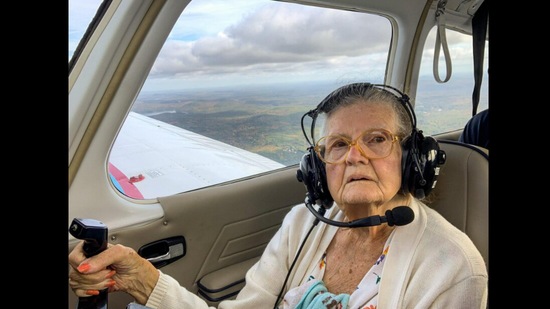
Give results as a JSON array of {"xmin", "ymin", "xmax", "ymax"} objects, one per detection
[{"xmin": 282, "ymin": 230, "xmax": 395, "ymax": 309}]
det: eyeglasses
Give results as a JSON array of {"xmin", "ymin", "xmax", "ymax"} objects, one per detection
[{"xmin": 314, "ymin": 129, "xmax": 399, "ymax": 164}]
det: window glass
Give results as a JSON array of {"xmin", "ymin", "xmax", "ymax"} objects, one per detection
[
  {"xmin": 416, "ymin": 27, "xmax": 489, "ymax": 135},
  {"xmin": 68, "ymin": 0, "xmax": 103, "ymax": 60},
  {"xmin": 108, "ymin": 0, "xmax": 392, "ymax": 199}
]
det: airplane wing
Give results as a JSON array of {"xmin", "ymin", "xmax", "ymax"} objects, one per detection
[{"xmin": 109, "ymin": 112, "xmax": 285, "ymax": 199}]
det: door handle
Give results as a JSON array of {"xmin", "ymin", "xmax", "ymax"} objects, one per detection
[{"xmin": 138, "ymin": 236, "xmax": 186, "ymax": 268}]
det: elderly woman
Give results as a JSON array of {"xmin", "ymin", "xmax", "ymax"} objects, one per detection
[{"xmin": 69, "ymin": 83, "xmax": 488, "ymax": 308}]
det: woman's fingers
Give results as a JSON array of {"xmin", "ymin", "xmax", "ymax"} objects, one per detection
[
  {"xmin": 68, "ymin": 275, "xmax": 116, "ymax": 297},
  {"xmin": 69, "ymin": 241, "xmax": 122, "ymax": 296}
]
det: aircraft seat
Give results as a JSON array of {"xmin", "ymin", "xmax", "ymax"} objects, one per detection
[{"xmin": 427, "ymin": 140, "xmax": 489, "ymax": 269}]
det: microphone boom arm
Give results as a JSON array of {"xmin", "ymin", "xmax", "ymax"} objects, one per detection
[{"xmin": 304, "ymin": 198, "xmax": 414, "ymax": 228}]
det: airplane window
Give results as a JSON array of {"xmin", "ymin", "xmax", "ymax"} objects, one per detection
[
  {"xmin": 68, "ymin": 0, "xmax": 104, "ymax": 61},
  {"xmin": 416, "ymin": 27, "xmax": 489, "ymax": 135},
  {"xmin": 108, "ymin": 0, "xmax": 393, "ymax": 199}
]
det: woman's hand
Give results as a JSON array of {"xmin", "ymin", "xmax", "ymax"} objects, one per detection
[{"xmin": 68, "ymin": 241, "xmax": 160, "ymax": 305}]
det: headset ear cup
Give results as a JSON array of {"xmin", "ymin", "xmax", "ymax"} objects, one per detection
[
  {"xmin": 315, "ymin": 152, "xmax": 333, "ymax": 207},
  {"xmin": 417, "ymin": 136, "xmax": 445, "ymax": 197},
  {"xmin": 401, "ymin": 131, "xmax": 444, "ymax": 198},
  {"xmin": 297, "ymin": 147, "xmax": 333, "ymax": 208}
]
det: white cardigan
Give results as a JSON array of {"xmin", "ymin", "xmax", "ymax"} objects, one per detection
[{"xmin": 146, "ymin": 199, "xmax": 488, "ymax": 308}]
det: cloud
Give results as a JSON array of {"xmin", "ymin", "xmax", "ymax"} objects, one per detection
[
  {"xmin": 148, "ymin": 2, "xmax": 390, "ymax": 79},
  {"xmin": 70, "ymin": 0, "xmax": 484, "ymax": 90}
]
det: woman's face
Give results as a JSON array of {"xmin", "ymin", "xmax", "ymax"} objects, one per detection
[{"xmin": 324, "ymin": 101, "xmax": 403, "ymax": 214}]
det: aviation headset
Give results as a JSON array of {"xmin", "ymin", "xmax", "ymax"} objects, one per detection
[{"xmin": 296, "ymin": 82, "xmax": 446, "ymax": 209}]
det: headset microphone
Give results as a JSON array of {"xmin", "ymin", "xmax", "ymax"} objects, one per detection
[{"xmin": 304, "ymin": 201, "xmax": 414, "ymax": 228}]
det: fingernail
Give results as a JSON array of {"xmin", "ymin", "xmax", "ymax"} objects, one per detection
[
  {"xmin": 105, "ymin": 270, "xmax": 116, "ymax": 279},
  {"xmin": 77, "ymin": 263, "xmax": 91, "ymax": 273},
  {"xmin": 86, "ymin": 290, "xmax": 99, "ymax": 296},
  {"xmin": 105, "ymin": 279, "xmax": 116, "ymax": 288}
]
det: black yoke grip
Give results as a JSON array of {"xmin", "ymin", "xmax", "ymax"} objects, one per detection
[{"xmin": 69, "ymin": 218, "xmax": 109, "ymax": 309}]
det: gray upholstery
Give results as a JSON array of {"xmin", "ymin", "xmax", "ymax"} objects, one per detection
[{"xmin": 427, "ymin": 140, "xmax": 489, "ymax": 269}]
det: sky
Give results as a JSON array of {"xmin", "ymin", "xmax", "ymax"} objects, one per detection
[{"xmin": 68, "ymin": 0, "xmax": 485, "ymax": 92}]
